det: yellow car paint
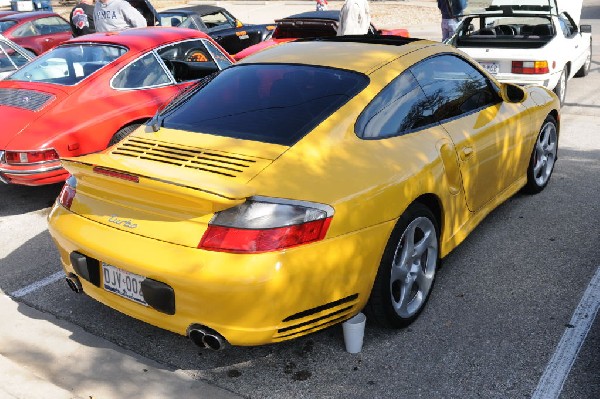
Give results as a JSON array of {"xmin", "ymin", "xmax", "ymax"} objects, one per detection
[{"xmin": 48, "ymin": 38, "xmax": 560, "ymax": 346}]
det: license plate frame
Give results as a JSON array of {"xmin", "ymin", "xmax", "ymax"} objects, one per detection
[
  {"xmin": 102, "ymin": 262, "xmax": 147, "ymax": 306},
  {"xmin": 480, "ymin": 62, "xmax": 499, "ymax": 75}
]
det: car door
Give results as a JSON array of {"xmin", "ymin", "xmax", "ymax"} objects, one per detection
[
  {"xmin": 411, "ymin": 54, "xmax": 531, "ymax": 213},
  {"xmin": 200, "ymin": 9, "xmax": 257, "ymax": 54},
  {"xmin": 556, "ymin": 12, "xmax": 587, "ymax": 76},
  {"xmin": 31, "ymin": 16, "xmax": 72, "ymax": 54}
]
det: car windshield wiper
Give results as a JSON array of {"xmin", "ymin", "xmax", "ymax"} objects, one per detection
[{"xmin": 149, "ymin": 71, "xmax": 219, "ymax": 132}]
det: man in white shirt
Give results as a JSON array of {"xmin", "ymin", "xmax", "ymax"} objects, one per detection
[
  {"xmin": 337, "ymin": 0, "xmax": 371, "ymax": 36},
  {"xmin": 94, "ymin": 0, "xmax": 147, "ymax": 32}
]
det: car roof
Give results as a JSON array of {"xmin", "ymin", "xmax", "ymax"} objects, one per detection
[
  {"xmin": 238, "ymin": 36, "xmax": 438, "ymax": 75},
  {"xmin": 172, "ymin": 5, "xmax": 227, "ymax": 16},
  {"xmin": 0, "ymin": 11, "xmax": 61, "ymax": 22},
  {"xmin": 281, "ymin": 10, "xmax": 340, "ymax": 22},
  {"xmin": 67, "ymin": 27, "xmax": 212, "ymax": 52},
  {"xmin": 161, "ymin": 9, "xmax": 197, "ymax": 16}
]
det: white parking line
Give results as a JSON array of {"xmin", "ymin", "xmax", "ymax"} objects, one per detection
[
  {"xmin": 531, "ymin": 265, "xmax": 600, "ymax": 399},
  {"xmin": 10, "ymin": 271, "xmax": 65, "ymax": 298}
]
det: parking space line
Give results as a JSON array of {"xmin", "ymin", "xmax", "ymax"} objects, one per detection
[
  {"xmin": 531, "ymin": 265, "xmax": 600, "ymax": 399},
  {"xmin": 10, "ymin": 272, "xmax": 64, "ymax": 298}
]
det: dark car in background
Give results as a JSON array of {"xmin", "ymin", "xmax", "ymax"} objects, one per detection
[
  {"xmin": 234, "ymin": 10, "xmax": 410, "ymax": 60},
  {"xmin": 0, "ymin": 11, "xmax": 72, "ymax": 55},
  {"xmin": 158, "ymin": 5, "xmax": 274, "ymax": 54}
]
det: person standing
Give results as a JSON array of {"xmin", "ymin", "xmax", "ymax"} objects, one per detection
[
  {"xmin": 336, "ymin": 0, "xmax": 371, "ymax": 36},
  {"xmin": 316, "ymin": 0, "xmax": 328, "ymax": 11},
  {"xmin": 70, "ymin": 0, "xmax": 96, "ymax": 37},
  {"xmin": 438, "ymin": 0, "xmax": 466, "ymax": 41},
  {"xmin": 94, "ymin": 0, "xmax": 147, "ymax": 33}
]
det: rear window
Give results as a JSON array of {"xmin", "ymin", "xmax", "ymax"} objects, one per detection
[
  {"xmin": 8, "ymin": 44, "xmax": 126, "ymax": 85},
  {"xmin": 161, "ymin": 64, "xmax": 368, "ymax": 145}
]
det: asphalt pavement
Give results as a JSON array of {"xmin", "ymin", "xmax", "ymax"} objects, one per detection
[{"xmin": 1, "ymin": 1, "xmax": 599, "ymax": 398}]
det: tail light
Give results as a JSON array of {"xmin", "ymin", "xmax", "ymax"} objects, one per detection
[
  {"xmin": 199, "ymin": 197, "xmax": 334, "ymax": 253},
  {"xmin": 512, "ymin": 61, "xmax": 549, "ymax": 74},
  {"xmin": 93, "ymin": 166, "xmax": 139, "ymax": 183},
  {"xmin": 58, "ymin": 175, "xmax": 77, "ymax": 210},
  {"xmin": 5, "ymin": 149, "xmax": 59, "ymax": 164}
]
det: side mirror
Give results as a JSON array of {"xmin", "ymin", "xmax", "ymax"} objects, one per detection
[
  {"xmin": 580, "ymin": 25, "xmax": 592, "ymax": 34},
  {"xmin": 235, "ymin": 20, "xmax": 243, "ymax": 28},
  {"xmin": 501, "ymin": 83, "xmax": 526, "ymax": 103}
]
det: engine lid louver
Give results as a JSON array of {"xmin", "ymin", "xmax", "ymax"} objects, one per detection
[
  {"xmin": 111, "ymin": 136, "xmax": 262, "ymax": 179},
  {"xmin": 0, "ymin": 88, "xmax": 54, "ymax": 111}
]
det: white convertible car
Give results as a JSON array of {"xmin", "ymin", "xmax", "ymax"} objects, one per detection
[{"xmin": 447, "ymin": 0, "xmax": 591, "ymax": 105}]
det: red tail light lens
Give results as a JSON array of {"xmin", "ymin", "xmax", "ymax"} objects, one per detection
[
  {"xmin": 199, "ymin": 197, "xmax": 334, "ymax": 253},
  {"xmin": 58, "ymin": 176, "xmax": 77, "ymax": 210},
  {"xmin": 5, "ymin": 149, "xmax": 59, "ymax": 164},
  {"xmin": 93, "ymin": 166, "xmax": 139, "ymax": 183},
  {"xmin": 512, "ymin": 61, "xmax": 549, "ymax": 74}
]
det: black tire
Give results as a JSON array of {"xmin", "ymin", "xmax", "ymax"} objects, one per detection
[
  {"xmin": 365, "ymin": 203, "xmax": 440, "ymax": 328},
  {"xmin": 574, "ymin": 42, "xmax": 592, "ymax": 78},
  {"xmin": 522, "ymin": 115, "xmax": 558, "ymax": 194},
  {"xmin": 108, "ymin": 123, "xmax": 142, "ymax": 147},
  {"xmin": 553, "ymin": 68, "xmax": 567, "ymax": 105}
]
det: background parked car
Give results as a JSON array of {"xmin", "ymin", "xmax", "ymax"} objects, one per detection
[
  {"xmin": 0, "ymin": 33, "xmax": 33, "ymax": 79},
  {"xmin": 9, "ymin": 0, "xmax": 53, "ymax": 12},
  {"xmin": 446, "ymin": 0, "xmax": 591, "ymax": 105},
  {"xmin": 0, "ymin": 11, "xmax": 72, "ymax": 55},
  {"xmin": 0, "ymin": 27, "xmax": 234, "ymax": 186},
  {"xmin": 234, "ymin": 10, "xmax": 409, "ymax": 60},
  {"xmin": 158, "ymin": 5, "xmax": 274, "ymax": 54}
]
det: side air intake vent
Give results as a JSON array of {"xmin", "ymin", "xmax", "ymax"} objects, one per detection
[
  {"xmin": 273, "ymin": 294, "xmax": 360, "ymax": 341},
  {"xmin": 0, "ymin": 88, "xmax": 54, "ymax": 111}
]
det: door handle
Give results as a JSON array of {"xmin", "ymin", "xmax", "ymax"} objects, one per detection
[{"xmin": 461, "ymin": 147, "xmax": 474, "ymax": 161}]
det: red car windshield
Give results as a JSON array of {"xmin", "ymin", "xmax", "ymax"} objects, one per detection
[{"xmin": 161, "ymin": 63, "xmax": 368, "ymax": 146}]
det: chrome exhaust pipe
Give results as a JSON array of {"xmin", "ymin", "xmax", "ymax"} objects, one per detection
[
  {"xmin": 187, "ymin": 325, "xmax": 228, "ymax": 350},
  {"xmin": 65, "ymin": 274, "xmax": 83, "ymax": 293}
]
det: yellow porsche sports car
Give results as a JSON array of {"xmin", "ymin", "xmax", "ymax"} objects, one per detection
[{"xmin": 48, "ymin": 36, "xmax": 560, "ymax": 349}]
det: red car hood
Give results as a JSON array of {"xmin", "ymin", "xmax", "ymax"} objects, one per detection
[{"xmin": 0, "ymin": 82, "xmax": 69, "ymax": 149}]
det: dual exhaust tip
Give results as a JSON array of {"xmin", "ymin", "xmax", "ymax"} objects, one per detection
[
  {"xmin": 65, "ymin": 274, "xmax": 83, "ymax": 293},
  {"xmin": 66, "ymin": 274, "xmax": 227, "ymax": 351},
  {"xmin": 187, "ymin": 324, "xmax": 228, "ymax": 351}
]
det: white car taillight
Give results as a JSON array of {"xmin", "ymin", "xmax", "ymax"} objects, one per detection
[
  {"xmin": 199, "ymin": 197, "xmax": 334, "ymax": 253},
  {"xmin": 512, "ymin": 61, "xmax": 549, "ymax": 74}
]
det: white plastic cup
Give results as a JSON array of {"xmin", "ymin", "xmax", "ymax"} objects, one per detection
[{"xmin": 342, "ymin": 312, "xmax": 366, "ymax": 353}]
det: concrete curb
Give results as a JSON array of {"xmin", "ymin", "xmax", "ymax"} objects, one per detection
[{"xmin": 0, "ymin": 294, "xmax": 241, "ymax": 399}]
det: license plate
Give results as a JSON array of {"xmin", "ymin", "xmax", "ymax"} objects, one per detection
[
  {"xmin": 102, "ymin": 263, "xmax": 147, "ymax": 306},
  {"xmin": 481, "ymin": 62, "xmax": 499, "ymax": 75}
]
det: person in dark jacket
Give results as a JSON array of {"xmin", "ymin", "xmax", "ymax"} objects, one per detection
[
  {"xmin": 437, "ymin": 0, "xmax": 466, "ymax": 41},
  {"xmin": 70, "ymin": 0, "xmax": 96, "ymax": 37}
]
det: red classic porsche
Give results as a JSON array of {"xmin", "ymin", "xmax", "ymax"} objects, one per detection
[{"xmin": 0, "ymin": 27, "xmax": 234, "ymax": 185}]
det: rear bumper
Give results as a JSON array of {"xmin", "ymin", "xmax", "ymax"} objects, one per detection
[
  {"xmin": 494, "ymin": 70, "xmax": 561, "ymax": 91},
  {"xmin": 48, "ymin": 203, "xmax": 393, "ymax": 346},
  {"xmin": 0, "ymin": 162, "xmax": 68, "ymax": 185}
]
